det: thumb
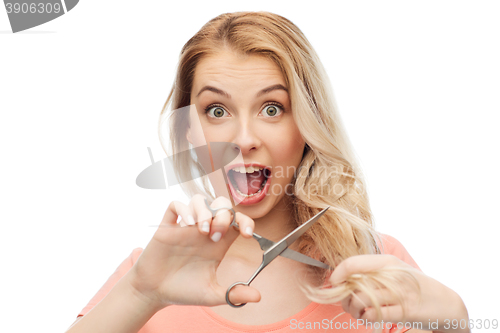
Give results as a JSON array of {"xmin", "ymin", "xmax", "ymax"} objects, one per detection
[{"xmin": 215, "ymin": 283, "xmax": 261, "ymax": 306}]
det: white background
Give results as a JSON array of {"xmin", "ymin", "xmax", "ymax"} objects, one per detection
[{"xmin": 1, "ymin": 1, "xmax": 499, "ymax": 332}]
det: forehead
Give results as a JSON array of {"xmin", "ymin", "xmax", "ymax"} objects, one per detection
[{"xmin": 192, "ymin": 51, "xmax": 286, "ymax": 90}]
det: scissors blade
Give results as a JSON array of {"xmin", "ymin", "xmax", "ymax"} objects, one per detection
[
  {"xmin": 279, "ymin": 248, "xmax": 331, "ymax": 269},
  {"xmin": 259, "ymin": 206, "xmax": 330, "ymax": 269},
  {"xmin": 281, "ymin": 206, "xmax": 330, "ymax": 249},
  {"xmin": 251, "ymin": 233, "xmax": 276, "ymax": 251}
]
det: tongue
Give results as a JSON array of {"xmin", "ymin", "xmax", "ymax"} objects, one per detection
[{"xmin": 232, "ymin": 171, "xmax": 265, "ymax": 195}]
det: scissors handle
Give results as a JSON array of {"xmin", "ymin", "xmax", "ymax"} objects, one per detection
[
  {"xmin": 225, "ymin": 240, "xmax": 288, "ymax": 308},
  {"xmin": 204, "ymin": 198, "xmax": 237, "ymax": 227},
  {"xmin": 226, "ymin": 281, "xmax": 250, "ymax": 308},
  {"xmin": 203, "ymin": 198, "xmax": 330, "ymax": 308}
]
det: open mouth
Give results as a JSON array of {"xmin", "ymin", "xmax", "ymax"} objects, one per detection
[{"xmin": 227, "ymin": 165, "xmax": 271, "ymax": 199}]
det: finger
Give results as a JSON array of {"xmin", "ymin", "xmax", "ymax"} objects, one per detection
[
  {"xmin": 341, "ymin": 294, "xmax": 352, "ymax": 315},
  {"xmin": 235, "ymin": 212, "xmax": 254, "ymax": 239},
  {"xmin": 189, "ymin": 194, "xmax": 214, "ymax": 235},
  {"xmin": 342, "ymin": 291, "xmax": 369, "ymax": 319},
  {"xmin": 172, "ymin": 200, "xmax": 194, "ymax": 227},
  {"xmin": 344, "ymin": 289, "xmax": 397, "ymax": 319},
  {"xmin": 361, "ymin": 305, "xmax": 404, "ymax": 325},
  {"xmin": 160, "ymin": 201, "xmax": 190, "ymax": 227},
  {"xmin": 331, "ymin": 255, "xmax": 404, "ymax": 285},
  {"xmin": 178, "ymin": 218, "xmax": 188, "ymax": 227},
  {"xmin": 154, "ymin": 201, "xmax": 192, "ymax": 243},
  {"xmin": 207, "ymin": 197, "xmax": 234, "ymax": 242},
  {"xmin": 351, "ymin": 289, "xmax": 396, "ymax": 309}
]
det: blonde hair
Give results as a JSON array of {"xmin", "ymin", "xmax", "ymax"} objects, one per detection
[{"xmin": 159, "ymin": 11, "xmax": 417, "ymax": 321}]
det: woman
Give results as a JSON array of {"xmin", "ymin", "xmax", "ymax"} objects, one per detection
[{"xmin": 67, "ymin": 11, "xmax": 469, "ymax": 333}]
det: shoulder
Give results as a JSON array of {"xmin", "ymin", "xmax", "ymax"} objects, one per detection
[
  {"xmin": 376, "ymin": 233, "xmax": 406, "ymax": 254},
  {"xmin": 376, "ymin": 233, "xmax": 421, "ymax": 271}
]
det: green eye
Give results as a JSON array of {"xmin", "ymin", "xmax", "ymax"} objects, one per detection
[
  {"xmin": 207, "ymin": 106, "xmax": 228, "ymax": 118},
  {"xmin": 262, "ymin": 104, "xmax": 283, "ymax": 117},
  {"xmin": 213, "ymin": 107, "xmax": 225, "ymax": 117}
]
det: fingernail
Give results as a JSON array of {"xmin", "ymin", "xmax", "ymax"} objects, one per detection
[
  {"xmin": 211, "ymin": 232, "xmax": 221, "ymax": 242},
  {"xmin": 245, "ymin": 226, "xmax": 253, "ymax": 236},
  {"xmin": 187, "ymin": 215, "xmax": 195, "ymax": 226},
  {"xmin": 201, "ymin": 221, "xmax": 210, "ymax": 233}
]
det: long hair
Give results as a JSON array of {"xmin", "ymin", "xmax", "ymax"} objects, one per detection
[{"xmin": 158, "ymin": 11, "xmax": 416, "ymax": 319}]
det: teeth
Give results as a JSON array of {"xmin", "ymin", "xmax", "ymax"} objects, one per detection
[
  {"xmin": 233, "ymin": 175, "xmax": 268, "ymax": 198},
  {"xmin": 229, "ymin": 166, "xmax": 268, "ymax": 198},
  {"xmin": 236, "ymin": 187, "xmax": 263, "ymax": 198},
  {"xmin": 232, "ymin": 166, "xmax": 263, "ymax": 173}
]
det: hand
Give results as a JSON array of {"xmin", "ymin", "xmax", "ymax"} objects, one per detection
[
  {"xmin": 128, "ymin": 194, "xmax": 261, "ymax": 309},
  {"xmin": 330, "ymin": 255, "xmax": 469, "ymax": 333}
]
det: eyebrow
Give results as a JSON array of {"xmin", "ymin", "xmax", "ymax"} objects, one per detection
[{"xmin": 196, "ymin": 84, "xmax": 288, "ymax": 99}]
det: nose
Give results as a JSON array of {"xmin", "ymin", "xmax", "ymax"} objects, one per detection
[{"xmin": 231, "ymin": 119, "xmax": 261, "ymax": 154}]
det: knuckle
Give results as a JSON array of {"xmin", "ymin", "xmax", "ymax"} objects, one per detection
[
  {"xmin": 212, "ymin": 196, "xmax": 232, "ymax": 208},
  {"xmin": 199, "ymin": 209, "xmax": 213, "ymax": 221},
  {"xmin": 211, "ymin": 221, "xmax": 228, "ymax": 233},
  {"xmin": 168, "ymin": 201, "xmax": 177, "ymax": 211},
  {"xmin": 213, "ymin": 211, "xmax": 231, "ymax": 225},
  {"xmin": 192, "ymin": 193, "xmax": 204, "ymax": 201},
  {"xmin": 195, "ymin": 194, "xmax": 209, "ymax": 206},
  {"xmin": 169, "ymin": 201, "xmax": 184, "ymax": 213},
  {"xmin": 361, "ymin": 307, "xmax": 376, "ymax": 321},
  {"xmin": 235, "ymin": 212, "xmax": 252, "ymax": 225},
  {"xmin": 190, "ymin": 194, "xmax": 204, "ymax": 208}
]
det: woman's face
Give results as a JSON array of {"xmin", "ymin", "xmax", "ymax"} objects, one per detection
[{"xmin": 189, "ymin": 50, "xmax": 305, "ymax": 218}]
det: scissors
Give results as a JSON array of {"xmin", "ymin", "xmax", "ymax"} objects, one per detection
[{"xmin": 203, "ymin": 198, "xmax": 332, "ymax": 308}]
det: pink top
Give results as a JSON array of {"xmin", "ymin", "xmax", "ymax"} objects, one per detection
[{"xmin": 77, "ymin": 234, "xmax": 420, "ymax": 332}]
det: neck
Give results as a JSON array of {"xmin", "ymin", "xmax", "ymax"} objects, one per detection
[{"xmin": 226, "ymin": 195, "xmax": 298, "ymax": 265}]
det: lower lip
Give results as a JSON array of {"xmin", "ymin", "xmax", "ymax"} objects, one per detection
[{"xmin": 227, "ymin": 172, "xmax": 271, "ymax": 206}]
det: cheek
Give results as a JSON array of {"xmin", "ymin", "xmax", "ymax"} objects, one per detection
[
  {"xmin": 203, "ymin": 126, "xmax": 233, "ymax": 143},
  {"xmin": 192, "ymin": 115, "xmax": 234, "ymax": 144},
  {"xmin": 189, "ymin": 128, "xmax": 206, "ymax": 146},
  {"xmin": 188, "ymin": 108, "xmax": 209, "ymax": 146},
  {"xmin": 268, "ymin": 125, "xmax": 305, "ymax": 172},
  {"xmin": 272, "ymin": 140, "xmax": 304, "ymax": 165}
]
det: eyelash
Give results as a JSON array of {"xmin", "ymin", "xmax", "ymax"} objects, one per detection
[{"xmin": 204, "ymin": 102, "xmax": 285, "ymax": 118}]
